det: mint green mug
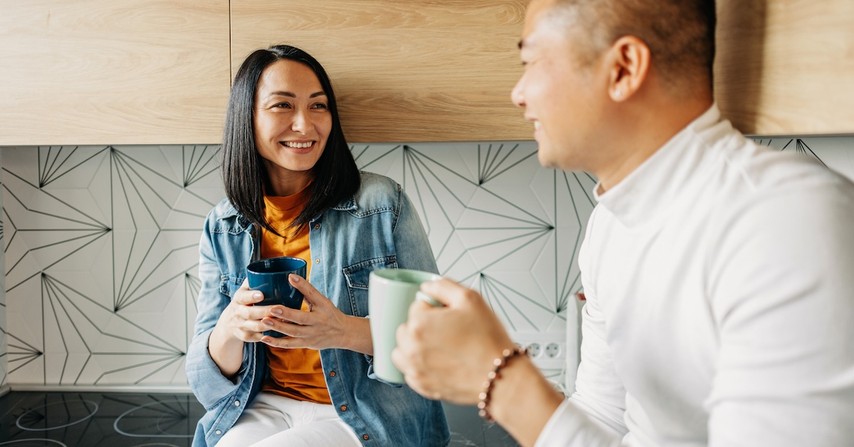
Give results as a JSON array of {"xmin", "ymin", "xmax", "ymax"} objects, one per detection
[{"xmin": 368, "ymin": 268, "xmax": 441, "ymax": 383}]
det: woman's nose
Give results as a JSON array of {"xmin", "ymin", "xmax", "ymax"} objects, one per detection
[{"xmin": 291, "ymin": 109, "xmax": 310, "ymax": 133}]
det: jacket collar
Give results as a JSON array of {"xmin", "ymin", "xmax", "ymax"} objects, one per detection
[{"xmin": 216, "ymin": 194, "xmax": 358, "ymax": 229}]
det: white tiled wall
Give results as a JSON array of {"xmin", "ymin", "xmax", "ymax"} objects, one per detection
[
  {"xmin": 1, "ymin": 137, "xmax": 852, "ymax": 391},
  {"xmin": 0, "ymin": 148, "xmax": 6, "ymax": 391}
]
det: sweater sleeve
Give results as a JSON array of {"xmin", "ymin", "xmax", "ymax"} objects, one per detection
[
  {"xmin": 704, "ymin": 186, "xmax": 854, "ymax": 447},
  {"xmin": 535, "ymin": 211, "xmax": 628, "ymax": 446}
]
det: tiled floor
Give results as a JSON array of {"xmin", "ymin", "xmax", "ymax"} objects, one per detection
[{"xmin": 0, "ymin": 391, "xmax": 519, "ymax": 446}]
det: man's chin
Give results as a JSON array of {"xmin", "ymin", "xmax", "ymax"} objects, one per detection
[{"xmin": 535, "ymin": 146, "xmax": 558, "ymax": 169}]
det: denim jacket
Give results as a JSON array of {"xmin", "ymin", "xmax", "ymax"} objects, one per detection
[{"xmin": 186, "ymin": 172, "xmax": 450, "ymax": 446}]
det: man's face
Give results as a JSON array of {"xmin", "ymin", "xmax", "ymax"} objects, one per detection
[{"xmin": 511, "ymin": 0, "xmax": 608, "ymax": 172}]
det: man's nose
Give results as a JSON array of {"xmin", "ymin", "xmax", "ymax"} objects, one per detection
[{"xmin": 511, "ymin": 77, "xmax": 526, "ymax": 108}]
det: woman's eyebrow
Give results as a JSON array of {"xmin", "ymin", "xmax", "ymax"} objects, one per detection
[{"xmin": 266, "ymin": 91, "xmax": 326, "ymax": 98}]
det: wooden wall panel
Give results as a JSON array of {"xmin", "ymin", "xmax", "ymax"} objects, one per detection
[
  {"xmin": 0, "ymin": 0, "xmax": 230, "ymax": 145},
  {"xmin": 230, "ymin": 0, "xmax": 530, "ymax": 143},
  {"xmin": 1, "ymin": 0, "xmax": 851, "ymax": 145},
  {"xmin": 715, "ymin": 0, "xmax": 854, "ymax": 135}
]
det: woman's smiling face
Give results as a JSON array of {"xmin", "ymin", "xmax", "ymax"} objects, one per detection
[{"xmin": 253, "ymin": 59, "xmax": 332, "ymax": 195}]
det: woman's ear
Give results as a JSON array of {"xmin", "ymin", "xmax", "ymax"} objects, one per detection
[{"xmin": 606, "ymin": 35, "xmax": 651, "ymax": 102}]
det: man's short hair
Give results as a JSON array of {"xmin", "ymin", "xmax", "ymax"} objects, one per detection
[{"xmin": 549, "ymin": 0, "xmax": 716, "ymax": 90}]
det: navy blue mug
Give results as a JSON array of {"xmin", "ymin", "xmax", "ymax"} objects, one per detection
[{"xmin": 246, "ymin": 256, "xmax": 307, "ymax": 337}]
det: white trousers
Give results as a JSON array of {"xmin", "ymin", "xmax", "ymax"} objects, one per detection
[{"xmin": 217, "ymin": 392, "xmax": 362, "ymax": 447}]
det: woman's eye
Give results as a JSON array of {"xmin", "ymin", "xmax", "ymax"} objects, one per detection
[
  {"xmin": 273, "ymin": 102, "xmax": 292, "ymax": 109},
  {"xmin": 312, "ymin": 103, "xmax": 329, "ymax": 110}
]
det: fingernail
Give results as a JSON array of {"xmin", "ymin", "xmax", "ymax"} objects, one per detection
[
  {"xmin": 253, "ymin": 292, "xmax": 262, "ymax": 299},
  {"xmin": 290, "ymin": 274, "xmax": 300, "ymax": 283},
  {"xmin": 271, "ymin": 308, "xmax": 283, "ymax": 317}
]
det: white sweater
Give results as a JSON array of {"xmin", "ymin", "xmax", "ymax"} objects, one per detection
[{"xmin": 536, "ymin": 106, "xmax": 854, "ymax": 447}]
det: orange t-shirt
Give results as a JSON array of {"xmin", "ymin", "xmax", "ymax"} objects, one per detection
[{"xmin": 259, "ymin": 189, "xmax": 331, "ymax": 404}]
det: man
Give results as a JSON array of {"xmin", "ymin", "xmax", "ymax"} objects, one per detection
[{"xmin": 392, "ymin": 0, "xmax": 854, "ymax": 446}]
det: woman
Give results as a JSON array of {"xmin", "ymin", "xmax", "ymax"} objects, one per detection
[{"xmin": 186, "ymin": 45, "xmax": 450, "ymax": 447}]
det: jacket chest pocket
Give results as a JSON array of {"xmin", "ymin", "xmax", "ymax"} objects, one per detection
[{"xmin": 342, "ymin": 256, "xmax": 398, "ymax": 317}]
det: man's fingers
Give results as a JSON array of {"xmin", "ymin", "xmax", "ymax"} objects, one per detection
[{"xmin": 420, "ymin": 278, "xmax": 481, "ymax": 308}]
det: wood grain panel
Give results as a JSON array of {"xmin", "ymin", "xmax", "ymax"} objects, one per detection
[
  {"xmin": 231, "ymin": 0, "xmax": 530, "ymax": 142},
  {"xmin": 2, "ymin": 0, "xmax": 851, "ymax": 145},
  {"xmin": 0, "ymin": 0, "xmax": 230, "ymax": 145},
  {"xmin": 715, "ymin": 0, "xmax": 854, "ymax": 135}
]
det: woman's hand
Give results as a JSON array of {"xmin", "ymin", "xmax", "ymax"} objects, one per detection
[
  {"xmin": 207, "ymin": 279, "xmax": 271, "ymax": 377},
  {"xmin": 218, "ymin": 280, "xmax": 280, "ymax": 342},
  {"xmin": 260, "ymin": 274, "xmax": 373, "ymax": 355}
]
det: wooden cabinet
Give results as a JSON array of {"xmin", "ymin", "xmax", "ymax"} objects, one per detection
[
  {"xmin": 715, "ymin": 0, "xmax": 854, "ymax": 135},
  {"xmin": 230, "ymin": 0, "xmax": 529, "ymax": 142},
  {"xmin": 1, "ymin": 0, "xmax": 852, "ymax": 145},
  {"xmin": 0, "ymin": 0, "xmax": 230, "ymax": 145}
]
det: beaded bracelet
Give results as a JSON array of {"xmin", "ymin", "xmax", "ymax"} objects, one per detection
[{"xmin": 477, "ymin": 346, "xmax": 527, "ymax": 422}]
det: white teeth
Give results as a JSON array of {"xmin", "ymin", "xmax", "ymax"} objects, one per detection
[{"xmin": 283, "ymin": 141, "xmax": 313, "ymax": 149}]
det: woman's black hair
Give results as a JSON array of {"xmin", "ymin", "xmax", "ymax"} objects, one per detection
[{"xmin": 221, "ymin": 44, "xmax": 361, "ymax": 236}]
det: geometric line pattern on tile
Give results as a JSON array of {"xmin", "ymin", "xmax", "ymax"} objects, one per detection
[
  {"xmin": 477, "ymin": 272, "xmax": 556, "ymax": 332},
  {"xmin": 352, "ymin": 142, "xmax": 593, "ymax": 339},
  {"xmin": 1, "ymin": 157, "xmax": 3, "ymax": 389},
  {"xmin": 181, "ymin": 145, "xmax": 221, "ymax": 187},
  {"xmin": 2, "ymin": 137, "xmax": 852, "ymax": 390},
  {"xmin": 782, "ymin": 138, "xmax": 827, "ymax": 167},
  {"xmin": 5, "ymin": 329, "xmax": 42, "ymax": 380},
  {"xmin": 754, "ymin": 137, "xmax": 827, "ymax": 167},
  {"xmin": 553, "ymin": 170, "xmax": 597, "ymax": 313},
  {"xmin": 1, "ymin": 161, "xmax": 111, "ymax": 293},
  {"xmin": 356, "ymin": 144, "xmax": 472, "ymax": 270},
  {"xmin": 184, "ymin": 272, "xmax": 202, "ymax": 353},
  {"xmin": 110, "ymin": 149, "xmax": 203, "ymax": 312},
  {"xmin": 355, "ymin": 144, "xmax": 476, "ymax": 269},
  {"xmin": 2, "ymin": 145, "xmax": 216, "ymax": 386},
  {"xmin": 477, "ymin": 143, "xmax": 537, "ymax": 185},
  {"xmin": 41, "ymin": 273, "xmax": 185, "ymax": 385},
  {"xmin": 38, "ymin": 146, "xmax": 110, "ymax": 188}
]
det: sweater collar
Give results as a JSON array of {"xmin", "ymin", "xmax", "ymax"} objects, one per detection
[{"xmin": 593, "ymin": 104, "xmax": 726, "ymax": 228}]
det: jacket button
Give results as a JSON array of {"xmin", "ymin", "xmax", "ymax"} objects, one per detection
[
  {"xmin": 362, "ymin": 434, "xmax": 370, "ymax": 441},
  {"xmin": 233, "ymin": 400, "xmax": 240, "ymax": 406},
  {"xmin": 313, "ymin": 223, "xmax": 321, "ymax": 230},
  {"xmin": 329, "ymin": 370, "xmax": 336, "ymax": 377},
  {"xmin": 215, "ymin": 430, "xmax": 222, "ymax": 435},
  {"xmin": 315, "ymin": 258, "xmax": 320, "ymax": 264},
  {"xmin": 340, "ymin": 404, "xmax": 348, "ymax": 411}
]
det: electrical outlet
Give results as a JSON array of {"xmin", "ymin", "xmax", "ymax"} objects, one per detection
[
  {"xmin": 545, "ymin": 342, "xmax": 561, "ymax": 359},
  {"xmin": 509, "ymin": 331, "xmax": 566, "ymax": 371}
]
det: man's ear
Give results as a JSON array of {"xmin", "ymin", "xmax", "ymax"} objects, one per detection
[{"xmin": 606, "ymin": 35, "xmax": 651, "ymax": 102}]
